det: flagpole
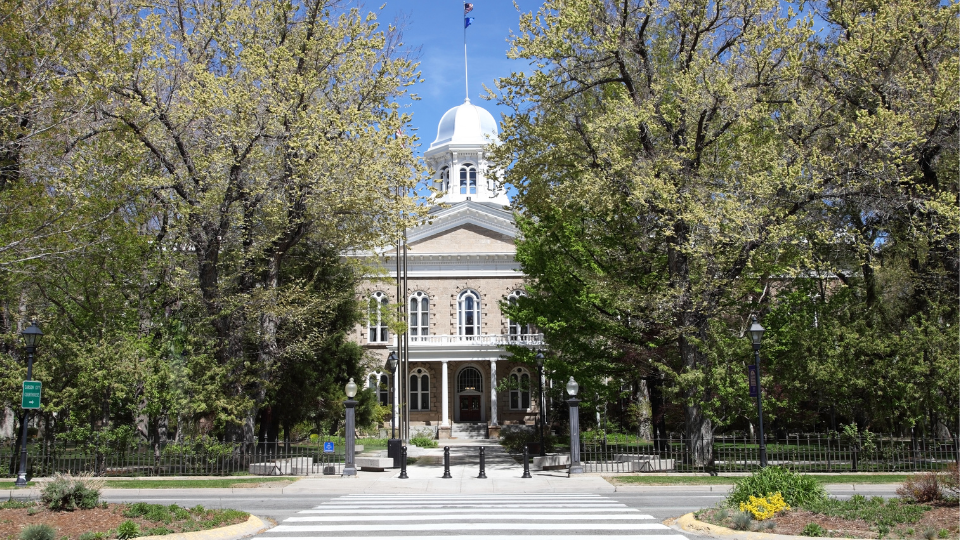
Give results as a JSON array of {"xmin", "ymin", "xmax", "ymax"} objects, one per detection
[{"xmin": 464, "ymin": 3, "xmax": 469, "ymax": 100}]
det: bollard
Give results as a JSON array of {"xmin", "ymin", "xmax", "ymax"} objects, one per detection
[
  {"xmin": 522, "ymin": 446, "xmax": 532, "ymax": 478},
  {"xmin": 399, "ymin": 446, "xmax": 408, "ymax": 479},
  {"xmin": 477, "ymin": 446, "xmax": 487, "ymax": 478},
  {"xmin": 442, "ymin": 446, "xmax": 452, "ymax": 479}
]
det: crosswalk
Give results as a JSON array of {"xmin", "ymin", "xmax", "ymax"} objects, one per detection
[{"xmin": 259, "ymin": 493, "xmax": 691, "ymax": 540}]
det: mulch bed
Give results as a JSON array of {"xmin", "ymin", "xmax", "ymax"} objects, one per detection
[
  {"xmin": 698, "ymin": 502, "xmax": 959, "ymax": 539},
  {"xmin": 0, "ymin": 503, "xmax": 248, "ymax": 540}
]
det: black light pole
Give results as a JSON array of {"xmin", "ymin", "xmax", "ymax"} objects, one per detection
[
  {"xmin": 15, "ymin": 321, "xmax": 42, "ymax": 487},
  {"xmin": 385, "ymin": 352, "xmax": 401, "ymax": 466},
  {"xmin": 566, "ymin": 376, "xmax": 583, "ymax": 475},
  {"xmin": 343, "ymin": 378, "xmax": 358, "ymax": 476},
  {"xmin": 749, "ymin": 315, "xmax": 768, "ymax": 467},
  {"xmin": 535, "ymin": 351, "xmax": 546, "ymax": 457}
]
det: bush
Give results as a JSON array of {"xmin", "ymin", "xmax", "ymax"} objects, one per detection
[
  {"xmin": 731, "ymin": 511, "xmax": 753, "ymax": 530},
  {"xmin": 116, "ymin": 520, "xmax": 140, "ymax": 540},
  {"xmin": 938, "ymin": 462, "xmax": 959, "ymax": 498},
  {"xmin": 897, "ymin": 472, "xmax": 941, "ymax": 503},
  {"xmin": 801, "ymin": 523, "xmax": 828, "ymax": 537},
  {"xmin": 19, "ymin": 525, "xmax": 56, "ymax": 540},
  {"xmin": 40, "ymin": 473, "xmax": 103, "ymax": 511},
  {"xmin": 410, "ymin": 435, "xmax": 438, "ymax": 448},
  {"xmin": 738, "ymin": 492, "xmax": 790, "ymax": 520},
  {"xmin": 727, "ymin": 467, "xmax": 826, "ymax": 508},
  {"xmin": 498, "ymin": 427, "xmax": 556, "ymax": 454}
]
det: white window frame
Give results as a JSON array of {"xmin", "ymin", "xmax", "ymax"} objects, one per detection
[
  {"xmin": 509, "ymin": 368, "xmax": 531, "ymax": 410},
  {"xmin": 506, "ymin": 290, "xmax": 529, "ymax": 340},
  {"xmin": 439, "ymin": 166, "xmax": 450, "ymax": 193},
  {"xmin": 367, "ymin": 373, "xmax": 389, "ymax": 406},
  {"xmin": 409, "ymin": 368, "xmax": 430, "ymax": 411},
  {"xmin": 409, "ymin": 291, "xmax": 429, "ymax": 338},
  {"xmin": 367, "ymin": 291, "xmax": 389, "ymax": 343},
  {"xmin": 458, "ymin": 289, "xmax": 481, "ymax": 337},
  {"xmin": 459, "ymin": 164, "xmax": 477, "ymax": 195}
]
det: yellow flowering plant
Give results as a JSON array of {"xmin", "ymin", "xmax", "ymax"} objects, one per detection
[{"xmin": 738, "ymin": 492, "xmax": 791, "ymax": 520}]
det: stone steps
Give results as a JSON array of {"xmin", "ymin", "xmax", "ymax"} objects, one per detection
[{"xmin": 450, "ymin": 422, "xmax": 488, "ymax": 439}]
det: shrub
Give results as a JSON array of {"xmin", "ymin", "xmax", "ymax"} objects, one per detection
[
  {"xmin": 727, "ymin": 466, "xmax": 826, "ymax": 508},
  {"xmin": 938, "ymin": 462, "xmax": 959, "ymax": 498},
  {"xmin": 731, "ymin": 511, "xmax": 753, "ymax": 531},
  {"xmin": 0, "ymin": 500, "xmax": 33, "ymax": 509},
  {"xmin": 801, "ymin": 523, "xmax": 828, "ymax": 537},
  {"xmin": 40, "ymin": 473, "xmax": 103, "ymax": 511},
  {"xmin": 78, "ymin": 533, "xmax": 106, "ymax": 540},
  {"xmin": 738, "ymin": 492, "xmax": 790, "ymax": 520},
  {"xmin": 19, "ymin": 525, "xmax": 56, "ymax": 540},
  {"xmin": 498, "ymin": 427, "xmax": 556, "ymax": 454},
  {"xmin": 116, "ymin": 520, "xmax": 140, "ymax": 540},
  {"xmin": 410, "ymin": 435, "xmax": 438, "ymax": 448},
  {"xmin": 896, "ymin": 472, "xmax": 941, "ymax": 503}
]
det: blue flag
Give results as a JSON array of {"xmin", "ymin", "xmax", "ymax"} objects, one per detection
[{"xmin": 464, "ymin": 17, "xmax": 474, "ymax": 28}]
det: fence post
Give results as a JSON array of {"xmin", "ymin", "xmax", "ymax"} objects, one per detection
[
  {"xmin": 399, "ymin": 446, "xmax": 408, "ymax": 479},
  {"xmin": 442, "ymin": 446, "xmax": 452, "ymax": 479},
  {"xmin": 522, "ymin": 446, "xmax": 532, "ymax": 478},
  {"xmin": 477, "ymin": 446, "xmax": 487, "ymax": 479}
]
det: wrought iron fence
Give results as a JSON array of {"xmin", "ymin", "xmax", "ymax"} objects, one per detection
[
  {"xmin": 1, "ymin": 438, "xmax": 346, "ymax": 478},
  {"xmin": 579, "ymin": 433, "xmax": 960, "ymax": 474}
]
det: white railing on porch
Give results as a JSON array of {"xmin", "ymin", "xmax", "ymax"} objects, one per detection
[{"xmin": 402, "ymin": 333, "xmax": 544, "ymax": 346}]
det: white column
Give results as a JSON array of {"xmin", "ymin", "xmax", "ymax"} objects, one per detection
[
  {"xmin": 441, "ymin": 360, "xmax": 450, "ymax": 427},
  {"xmin": 489, "ymin": 359, "xmax": 498, "ymax": 426}
]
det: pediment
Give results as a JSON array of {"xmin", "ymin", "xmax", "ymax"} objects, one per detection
[{"xmin": 407, "ymin": 201, "xmax": 516, "ymax": 245}]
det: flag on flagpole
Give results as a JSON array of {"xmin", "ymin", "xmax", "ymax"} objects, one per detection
[
  {"xmin": 464, "ymin": 16, "xmax": 474, "ymax": 28},
  {"xmin": 464, "ymin": 3, "xmax": 473, "ymax": 14}
]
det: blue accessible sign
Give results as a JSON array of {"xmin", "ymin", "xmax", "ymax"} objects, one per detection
[
  {"xmin": 748, "ymin": 365, "xmax": 758, "ymax": 397},
  {"xmin": 323, "ymin": 441, "xmax": 335, "ymax": 454}
]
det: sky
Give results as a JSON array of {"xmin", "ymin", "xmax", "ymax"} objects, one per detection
[{"xmin": 375, "ymin": 0, "xmax": 544, "ymax": 156}]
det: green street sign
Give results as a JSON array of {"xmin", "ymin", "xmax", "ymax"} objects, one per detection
[{"xmin": 21, "ymin": 381, "xmax": 41, "ymax": 409}]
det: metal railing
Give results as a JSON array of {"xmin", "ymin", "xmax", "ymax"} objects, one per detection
[
  {"xmin": 403, "ymin": 333, "xmax": 545, "ymax": 346},
  {"xmin": 1, "ymin": 438, "xmax": 345, "ymax": 477},
  {"xmin": 579, "ymin": 433, "xmax": 960, "ymax": 473}
]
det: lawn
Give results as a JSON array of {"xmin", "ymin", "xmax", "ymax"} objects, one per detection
[{"xmin": 610, "ymin": 474, "xmax": 914, "ymax": 485}]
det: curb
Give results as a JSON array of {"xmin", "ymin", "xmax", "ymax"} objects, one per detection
[
  {"xmin": 668, "ymin": 512, "xmax": 870, "ymax": 540},
  {"xmin": 138, "ymin": 515, "xmax": 269, "ymax": 540}
]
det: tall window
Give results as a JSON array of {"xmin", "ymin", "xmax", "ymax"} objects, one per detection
[
  {"xmin": 459, "ymin": 164, "xmax": 477, "ymax": 195},
  {"xmin": 367, "ymin": 373, "xmax": 388, "ymax": 406},
  {"xmin": 458, "ymin": 367, "xmax": 482, "ymax": 392},
  {"xmin": 510, "ymin": 368, "xmax": 530, "ymax": 410},
  {"xmin": 409, "ymin": 368, "xmax": 430, "ymax": 410},
  {"xmin": 409, "ymin": 291, "xmax": 429, "ymax": 337},
  {"xmin": 458, "ymin": 289, "xmax": 481, "ymax": 337},
  {"xmin": 439, "ymin": 166, "xmax": 450, "ymax": 193},
  {"xmin": 506, "ymin": 290, "xmax": 529, "ymax": 339},
  {"xmin": 367, "ymin": 291, "xmax": 389, "ymax": 343}
]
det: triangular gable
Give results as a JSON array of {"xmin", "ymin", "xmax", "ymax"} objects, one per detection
[{"xmin": 406, "ymin": 201, "xmax": 516, "ymax": 244}]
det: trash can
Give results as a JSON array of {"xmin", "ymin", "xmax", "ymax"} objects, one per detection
[
  {"xmin": 526, "ymin": 441, "xmax": 542, "ymax": 455},
  {"xmin": 387, "ymin": 438, "xmax": 403, "ymax": 468}
]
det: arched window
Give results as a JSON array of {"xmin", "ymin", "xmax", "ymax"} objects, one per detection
[
  {"xmin": 506, "ymin": 290, "xmax": 529, "ymax": 340},
  {"xmin": 509, "ymin": 367, "xmax": 531, "ymax": 410},
  {"xmin": 409, "ymin": 291, "xmax": 429, "ymax": 338},
  {"xmin": 439, "ymin": 166, "xmax": 450, "ymax": 193},
  {"xmin": 459, "ymin": 164, "xmax": 477, "ymax": 195},
  {"xmin": 458, "ymin": 289, "xmax": 481, "ymax": 337},
  {"xmin": 458, "ymin": 367, "xmax": 482, "ymax": 392},
  {"xmin": 367, "ymin": 373, "xmax": 389, "ymax": 406},
  {"xmin": 409, "ymin": 368, "xmax": 430, "ymax": 410},
  {"xmin": 367, "ymin": 291, "xmax": 389, "ymax": 343}
]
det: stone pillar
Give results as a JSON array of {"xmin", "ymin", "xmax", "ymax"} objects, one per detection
[
  {"xmin": 441, "ymin": 360, "xmax": 450, "ymax": 427},
  {"xmin": 489, "ymin": 359, "xmax": 498, "ymax": 427}
]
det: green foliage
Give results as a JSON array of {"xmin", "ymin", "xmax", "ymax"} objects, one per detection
[
  {"xmin": 731, "ymin": 511, "xmax": 753, "ymax": 531},
  {"xmin": 801, "ymin": 523, "xmax": 827, "ymax": 537},
  {"xmin": 0, "ymin": 499, "xmax": 33, "ymax": 509},
  {"xmin": 40, "ymin": 473, "xmax": 102, "ymax": 511},
  {"xmin": 727, "ymin": 467, "xmax": 826, "ymax": 508},
  {"xmin": 77, "ymin": 533, "xmax": 106, "ymax": 540},
  {"xmin": 802, "ymin": 495, "xmax": 928, "ymax": 527},
  {"xmin": 115, "ymin": 521, "xmax": 140, "ymax": 540},
  {"xmin": 498, "ymin": 428, "xmax": 556, "ymax": 454},
  {"xmin": 18, "ymin": 525, "xmax": 55, "ymax": 540},
  {"xmin": 145, "ymin": 528, "xmax": 173, "ymax": 536},
  {"xmin": 410, "ymin": 435, "xmax": 438, "ymax": 448}
]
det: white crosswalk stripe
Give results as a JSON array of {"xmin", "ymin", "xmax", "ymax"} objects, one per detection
[{"xmin": 258, "ymin": 493, "xmax": 690, "ymax": 539}]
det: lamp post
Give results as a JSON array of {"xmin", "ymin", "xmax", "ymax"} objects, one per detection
[
  {"xmin": 343, "ymin": 378, "xmax": 358, "ymax": 476},
  {"xmin": 535, "ymin": 351, "xmax": 546, "ymax": 457},
  {"xmin": 566, "ymin": 376, "xmax": 583, "ymax": 475},
  {"xmin": 749, "ymin": 315, "xmax": 768, "ymax": 468},
  {"xmin": 385, "ymin": 352, "xmax": 402, "ymax": 466},
  {"xmin": 15, "ymin": 321, "xmax": 42, "ymax": 487}
]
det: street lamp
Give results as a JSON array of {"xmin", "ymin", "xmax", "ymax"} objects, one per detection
[
  {"xmin": 535, "ymin": 351, "xmax": 546, "ymax": 457},
  {"xmin": 343, "ymin": 378, "xmax": 358, "ymax": 476},
  {"xmin": 566, "ymin": 376, "xmax": 583, "ymax": 475},
  {"xmin": 749, "ymin": 315, "xmax": 768, "ymax": 468},
  {"xmin": 384, "ymin": 352, "xmax": 402, "ymax": 466},
  {"xmin": 16, "ymin": 321, "xmax": 42, "ymax": 487}
]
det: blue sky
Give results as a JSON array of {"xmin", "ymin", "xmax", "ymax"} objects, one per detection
[{"xmin": 376, "ymin": 1, "xmax": 543, "ymax": 155}]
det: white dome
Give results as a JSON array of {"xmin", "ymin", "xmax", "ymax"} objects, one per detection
[{"xmin": 429, "ymin": 99, "xmax": 498, "ymax": 150}]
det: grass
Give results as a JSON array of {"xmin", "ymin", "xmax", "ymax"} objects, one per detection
[
  {"xmin": 103, "ymin": 477, "xmax": 293, "ymax": 489},
  {"xmin": 610, "ymin": 473, "xmax": 914, "ymax": 485},
  {"xmin": 0, "ymin": 481, "xmax": 35, "ymax": 488}
]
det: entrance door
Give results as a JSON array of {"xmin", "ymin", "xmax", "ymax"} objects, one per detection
[{"xmin": 459, "ymin": 395, "xmax": 481, "ymax": 421}]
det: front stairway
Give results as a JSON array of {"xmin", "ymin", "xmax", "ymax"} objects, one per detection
[{"xmin": 450, "ymin": 422, "xmax": 488, "ymax": 439}]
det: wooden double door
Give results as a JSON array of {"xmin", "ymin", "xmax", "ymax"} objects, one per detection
[{"xmin": 459, "ymin": 394, "xmax": 481, "ymax": 421}]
